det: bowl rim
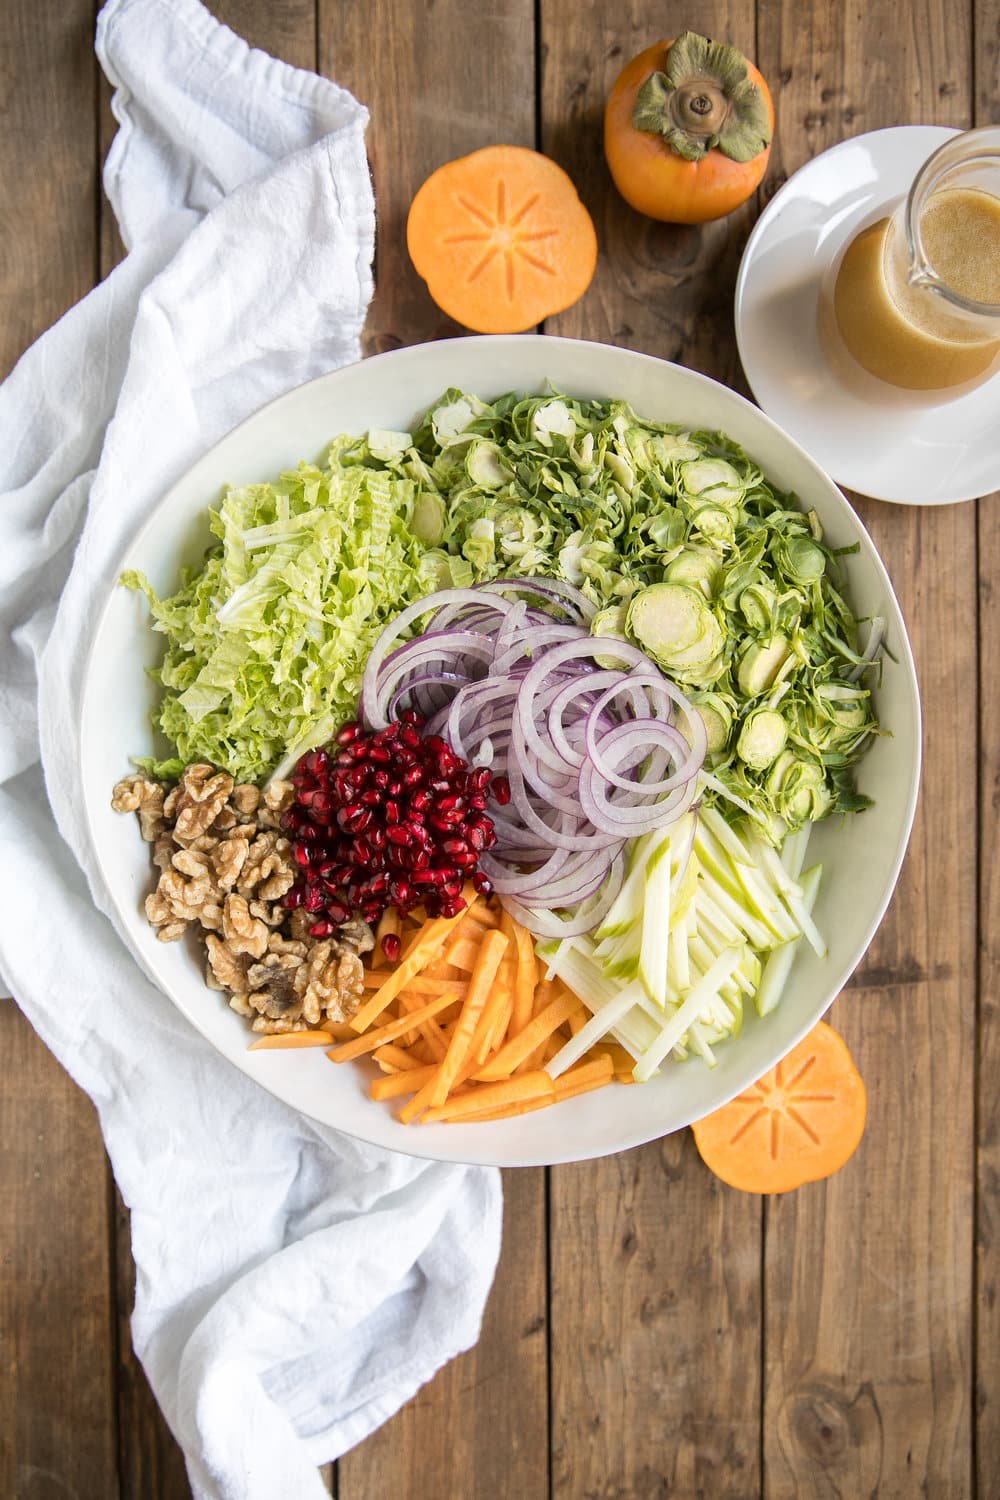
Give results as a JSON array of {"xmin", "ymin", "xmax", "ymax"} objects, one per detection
[{"xmin": 81, "ymin": 334, "xmax": 923, "ymax": 1166}]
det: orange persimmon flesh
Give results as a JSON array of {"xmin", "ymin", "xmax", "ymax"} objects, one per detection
[
  {"xmin": 406, "ymin": 145, "xmax": 597, "ymax": 333},
  {"xmin": 692, "ymin": 1021, "xmax": 866, "ymax": 1194}
]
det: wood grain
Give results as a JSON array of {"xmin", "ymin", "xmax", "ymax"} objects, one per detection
[
  {"xmin": 321, "ymin": 4, "xmax": 548, "ymax": 1496},
  {"xmin": 756, "ymin": 3, "xmax": 977, "ymax": 1494},
  {"xmin": 540, "ymin": 4, "xmax": 764, "ymax": 1496},
  {"xmin": 0, "ymin": 1011, "xmax": 119, "ymax": 1500},
  {"xmin": 975, "ymin": 4, "xmax": 1000, "ymax": 1492},
  {"xmin": 319, "ymin": 0, "xmax": 537, "ymax": 354},
  {"xmin": 337, "ymin": 1168, "xmax": 549, "ymax": 1500},
  {"xmin": 0, "ymin": 3, "xmax": 119, "ymax": 1498}
]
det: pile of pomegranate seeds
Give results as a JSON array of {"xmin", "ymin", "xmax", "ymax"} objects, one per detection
[{"xmin": 281, "ymin": 711, "xmax": 505, "ymax": 937}]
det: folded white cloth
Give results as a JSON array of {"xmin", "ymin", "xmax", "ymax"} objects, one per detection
[{"xmin": 0, "ymin": 2, "xmax": 502, "ymax": 1496}]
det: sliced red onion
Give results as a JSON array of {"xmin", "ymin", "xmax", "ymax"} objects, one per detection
[{"xmin": 360, "ymin": 580, "xmax": 706, "ymax": 936}]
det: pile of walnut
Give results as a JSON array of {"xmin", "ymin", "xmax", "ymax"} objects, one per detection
[{"xmin": 111, "ymin": 763, "xmax": 373, "ymax": 1034}]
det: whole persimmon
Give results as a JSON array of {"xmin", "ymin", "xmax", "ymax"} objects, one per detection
[{"xmin": 605, "ymin": 31, "xmax": 774, "ymax": 224}]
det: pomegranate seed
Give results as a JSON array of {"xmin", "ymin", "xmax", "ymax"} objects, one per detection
[
  {"xmin": 303, "ymin": 884, "xmax": 325, "ymax": 913},
  {"xmin": 492, "ymin": 775, "xmax": 511, "ymax": 805},
  {"xmin": 309, "ymin": 919, "xmax": 335, "ymax": 938},
  {"xmin": 282, "ymin": 885, "xmax": 304, "ymax": 909},
  {"xmin": 472, "ymin": 872, "xmax": 493, "ymax": 896},
  {"xmin": 285, "ymin": 717, "xmax": 499, "ymax": 928},
  {"xmin": 381, "ymin": 933, "xmax": 402, "ymax": 963},
  {"xmin": 337, "ymin": 805, "xmax": 372, "ymax": 834}
]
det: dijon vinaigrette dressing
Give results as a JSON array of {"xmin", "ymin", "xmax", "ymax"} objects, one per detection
[{"xmin": 832, "ymin": 187, "xmax": 1000, "ymax": 390}]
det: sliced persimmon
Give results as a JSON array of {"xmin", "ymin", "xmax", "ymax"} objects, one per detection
[
  {"xmin": 692, "ymin": 1020, "xmax": 866, "ymax": 1194},
  {"xmin": 406, "ymin": 145, "xmax": 598, "ymax": 333}
]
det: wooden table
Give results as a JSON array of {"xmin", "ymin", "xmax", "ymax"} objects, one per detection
[{"xmin": 2, "ymin": 0, "xmax": 996, "ymax": 1495}]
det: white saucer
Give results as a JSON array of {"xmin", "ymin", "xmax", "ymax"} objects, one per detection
[{"xmin": 735, "ymin": 126, "xmax": 1000, "ymax": 506}]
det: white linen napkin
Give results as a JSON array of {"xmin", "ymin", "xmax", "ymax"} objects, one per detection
[{"xmin": 0, "ymin": 2, "xmax": 502, "ymax": 1496}]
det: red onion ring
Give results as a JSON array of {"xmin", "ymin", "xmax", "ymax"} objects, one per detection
[{"xmin": 360, "ymin": 580, "xmax": 705, "ymax": 936}]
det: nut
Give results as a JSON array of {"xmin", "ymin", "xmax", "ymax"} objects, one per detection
[
  {"xmin": 114, "ymin": 760, "xmax": 373, "ymax": 1035},
  {"xmin": 172, "ymin": 764, "xmax": 234, "ymax": 845},
  {"xmin": 221, "ymin": 894, "xmax": 269, "ymax": 959}
]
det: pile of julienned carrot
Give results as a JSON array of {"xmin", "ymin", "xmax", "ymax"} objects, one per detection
[{"xmin": 249, "ymin": 883, "xmax": 633, "ymax": 1123}]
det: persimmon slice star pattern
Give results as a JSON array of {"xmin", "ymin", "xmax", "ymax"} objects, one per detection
[
  {"xmin": 691, "ymin": 1020, "xmax": 867, "ymax": 1193},
  {"xmin": 407, "ymin": 145, "xmax": 597, "ymax": 332}
]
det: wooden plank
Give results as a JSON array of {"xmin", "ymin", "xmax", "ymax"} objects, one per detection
[
  {"xmin": 322, "ymin": 3, "xmax": 547, "ymax": 1495},
  {"xmin": 96, "ymin": 5, "xmax": 319, "ymax": 1495},
  {"xmin": 538, "ymin": 0, "xmax": 760, "ymax": 386},
  {"xmin": 0, "ymin": 1009, "xmax": 119, "ymax": 1499},
  {"xmin": 755, "ymin": 2, "xmax": 976, "ymax": 1494},
  {"xmin": 337, "ymin": 1167, "xmax": 549, "ymax": 1499},
  {"xmin": 319, "ymin": 0, "xmax": 538, "ymax": 355},
  {"xmin": 975, "ymin": 2, "xmax": 1000, "ymax": 1491},
  {"xmin": 540, "ymin": 4, "xmax": 763, "ymax": 1495},
  {"xmin": 0, "ymin": 2, "xmax": 119, "ymax": 1497}
]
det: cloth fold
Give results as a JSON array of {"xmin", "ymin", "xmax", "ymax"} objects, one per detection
[{"xmin": 0, "ymin": 3, "xmax": 502, "ymax": 1496}]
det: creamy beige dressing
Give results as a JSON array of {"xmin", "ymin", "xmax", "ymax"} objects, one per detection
[{"xmin": 832, "ymin": 187, "xmax": 1000, "ymax": 390}]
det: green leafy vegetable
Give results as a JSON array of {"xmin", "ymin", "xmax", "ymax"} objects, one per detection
[{"xmin": 123, "ymin": 454, "xmax": 459, "ymax": 782}]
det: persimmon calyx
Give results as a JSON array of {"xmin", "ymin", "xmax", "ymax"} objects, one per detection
[{"xmin": 631, "ymin": 31, "xmax": 771, "ymax": 164}]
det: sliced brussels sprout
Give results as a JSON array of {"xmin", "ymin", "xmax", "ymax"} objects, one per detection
[
  {"xmin": 680, "ymin": 457, "xmax": 746, "ymax": 508},
  {"xmin": 465, "ymin": 439, "xmax": 511, "ymax": 489},
  {"xmin": 737, "ymin": 709, "xmax": 788, "ymax": 770},
  {"xmin": 738, "ymin": 635, "xmax": 792, "ymax": 697},
  {"xmin": 367, "ymin": 429, "xmax": 412, "ymax": 462},
  {"xmin": 531, "ymin": 399, "xmax": 578, "ymax": 446},
  {"xmin": 431, "ymin": 394, "xmax": 488, "ymax": 446},
  {"xmin": 665, "ymin": 546, "xmax": 723, "ymax": 598}
]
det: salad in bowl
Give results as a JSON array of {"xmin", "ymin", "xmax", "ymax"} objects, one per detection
[{"xmin": 84, "ymin": 336, "xmax": 920, "ymax": 1166}]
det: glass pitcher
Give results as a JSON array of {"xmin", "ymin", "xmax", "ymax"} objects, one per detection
[{"xmin": 827, "ymin": 127, "xmax": 1000, "ymax": 392}]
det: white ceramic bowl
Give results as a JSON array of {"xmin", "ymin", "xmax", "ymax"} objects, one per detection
[{"xmin": 81, "ymin": 335, "xmax": 921, "ymax": 1167}]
